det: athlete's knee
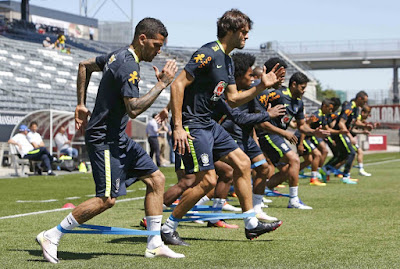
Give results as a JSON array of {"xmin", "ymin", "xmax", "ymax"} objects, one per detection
[
  {"xmin": 202, "ymin": 171, "xmax": 218, "ymax": 189},
  {"xmin": 313, "ymin": 150, "xmax": 322, "ymax": 160},
  {"xmin": 144, "ymin": 170, "xmax": 165, "ymax": 192},
  {"xmin": 101, "ymin": 197, "xmax": 116, "ymax": 209}
]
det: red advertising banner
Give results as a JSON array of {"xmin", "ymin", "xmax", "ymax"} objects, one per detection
[{"xmin": 369, "ymin": 105, "xmax": 400, "ymax": 129}]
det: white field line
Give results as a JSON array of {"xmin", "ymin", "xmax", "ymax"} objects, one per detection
[
  {"xmin": 1, "ymin": 196, "xmax": 145, "ymax": 220},
  {"xmin": 16, "ymin": 199, "xmax": 58, "ymax": 203},
  {"xmin": 364, "ymin": 159, "xmax": 400, "ymax": 166}
]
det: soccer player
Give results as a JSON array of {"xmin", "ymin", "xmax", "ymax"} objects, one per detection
[
  {"xmin": 211, "ymin": 52, "xmax": 286, "ymax": 224},
  {"xmin": 324, "ymin": 91, "xmax": 370, "ymax": 183},
  {"xmin": 36, "ymin": 18, "xmax": 184, "ymax": 263},
  {"xmin": 162, "ymin": 9, "xmax": 284, "ymax": 246},
  {"xmin": 349, "ymin": 104, "xmax": 374, "ymax": 176},
  {"xmin": 255, "ymin": 72, "xmax": 330, "ymax": 209}
]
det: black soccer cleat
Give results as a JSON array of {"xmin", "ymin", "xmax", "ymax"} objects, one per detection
[
  {"xmin": 245, "ymin": 220, "xmax": 282, "ymax": 240},
  {"xmin": 161, "ymin": 231, "xmax": 190, "ymax": 246}
]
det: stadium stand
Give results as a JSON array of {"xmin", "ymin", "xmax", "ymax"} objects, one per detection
[{"xmin": 0, "ymin": 26, "xmax": 319, "ymax": 119}]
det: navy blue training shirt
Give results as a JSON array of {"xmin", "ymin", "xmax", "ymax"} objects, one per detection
[
  {"xmin": 85, "ymin": 47, "xmax": 140, "ymax": 149},
  {"xmin": 334, "ymin": 100, "xmax": 359, "ymax": 130},
  {"xmin": 255, "ymin": 87, "xmax": 305, "ymax": 136},
  {"xmin": 182, "ymin": 40, "xmax": 236, "ymax": 128}
]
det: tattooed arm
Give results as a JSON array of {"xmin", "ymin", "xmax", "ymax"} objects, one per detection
[
  {"xmin": 124, "ymin": 60, "xmax": 177, "ymax": 119},
  {"xmin": 75, "ymin": 57, "xmax": 102, "ymax": 130}
]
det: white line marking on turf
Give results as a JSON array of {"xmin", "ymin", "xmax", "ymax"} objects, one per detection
[
  {"xmin": 65, "ymin": 197, "xmax": 81, "ymax": 200},
  {"xmin": 1, "ymin": 196, "xmax": 145, "ymax": 220},
  {"xmin": 0, "ymin": 208, "xmax": 70, "ymax": 220},
  {"xmin": 364, "ymin": 159, "xmax": 400, "ymax": 166},
  {"xmin": 16, "ymin": 199, "xmax": 58, "ymax": 203}
]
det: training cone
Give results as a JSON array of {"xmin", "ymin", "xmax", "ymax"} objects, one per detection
[
  {"xmin": 62, "ymin": 203, "xmax": 76, "ymax": 209},
  {"xmin": 79, "ymin": 162, "xmax": 87, "ymax": 173}
]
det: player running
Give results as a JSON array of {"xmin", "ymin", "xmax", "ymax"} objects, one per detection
[
  {"xmin": 324, "ymin": 91, "xmax": 370, "ymax": 183},
  {"xmin": 255, "ymin": 72, "xmax": 330, "ymax": 209},
  {"xmin": 36, "ymin": 18, "xmax": 184, "ymax": 263},
  {"xmin": 162, "ymin": 9, "xmax": 284, "ymax": 246}
]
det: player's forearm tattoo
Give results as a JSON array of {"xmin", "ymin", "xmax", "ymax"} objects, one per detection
[
  {"xmin": 76, "ymin": 58, "xmax": 100, "ymax": 105},
  {"xmin": 127, "ymin": 84, "xmax": 164, "ymax": 118}
]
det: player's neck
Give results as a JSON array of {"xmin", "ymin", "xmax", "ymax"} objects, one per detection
[
  {"xmin": 217, "ymin": 39, "xmax": 232, "ymax": 54},
  {"xmin": 129, "ymin": 44, "xmax": 141, "ymax": 62}
]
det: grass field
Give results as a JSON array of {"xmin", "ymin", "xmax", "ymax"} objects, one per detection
[{"xmin": 0, "ymin": 152, "xmax": 399, "ymax": 268}]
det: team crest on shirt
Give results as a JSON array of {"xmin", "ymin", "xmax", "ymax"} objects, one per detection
[
  {"xmin": 281, "ymin": 114, "xmax": 292, "ymax": 124},
  {"xmin": 201, "ymin": 153, "xmax": 210, "ymax": 166},
  {"xmin": 128, "ymin": 71, "xmax": 139, "ymax": 84},
  {"xmin": 212, "ymin": 44, "xmax": 220, "ymax": 52},
  {"xmin": 210, "ymin": 81, "xmax": 228, "ymax": 101}
]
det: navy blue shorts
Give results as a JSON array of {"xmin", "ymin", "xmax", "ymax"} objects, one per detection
[
  {"xmin": 237, "ymin": 137, "xmax": 263, "ymax": 160},
  {"xmin": 296, "ymin": 137, "xmax": 317, "ymax": 155},
  {"xmin": 174, "ymin": 152, "xmax": 185, "ymax": 171},
  {"xmin": 182, "ymin": 121, "xmax": 239, "ymax": 174},
  {"xmin": 258, "ymin": 133, "xmax": 292, "ymax": 166},
  {"xmin": 88, "ymin": 138, "xmax": 158, "ymax": 198}
]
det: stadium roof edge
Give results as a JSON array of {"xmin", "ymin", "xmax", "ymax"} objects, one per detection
[{"xmin": 0, "ymin": 0, "xmax": 98, "ymax": 27}]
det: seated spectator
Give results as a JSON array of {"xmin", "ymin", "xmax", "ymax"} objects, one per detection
[
  {"xmin": 42, "ymin": 37, "xmax": 54, "ymax": 49},
  {"xmin": 8, "ymin": 125, "xmax": 56, "ymax": 176},
  {"xmin": 27, "ymin": 121, "xmax": 45, "ymax": 148},
  {"xmin": 55, "ymin": 33, "xmax": 66, "ymax": 51},
  {"xmin": 54, "ymin": 126, "xmax": 78, "ymax": 158}
]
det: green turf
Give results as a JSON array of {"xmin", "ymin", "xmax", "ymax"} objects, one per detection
[{"xmin": 0, "ymin": 152, "xmax": 399, "ymax": 268}]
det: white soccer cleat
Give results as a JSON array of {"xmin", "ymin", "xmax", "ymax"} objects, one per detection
[
  {"xmin": 222, "ymin": 202, "xmax": 242, "ymax": 212},
  {"xmin": 36, "ymin": 231, "xmax": 59, "ymax": 264},
  {"xmin": 261, "ymin": 202, "xmax": 268, "ymax": 208},
  {"xmin": 145, "ymin": 243, "xmax": 185, "ymax": 258},
  {"xmin": 256, "ymin": 212, "xmax": 278, "ymax": 222},
  {"xmin": 288, "ymin": 199, "xmax": 313, "ymax": 210},
  {"xmin": 359, "ymin": 169, "xmax": 371, "ymax": 177}
]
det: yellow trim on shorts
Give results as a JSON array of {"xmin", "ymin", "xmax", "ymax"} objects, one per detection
[
  {"xmin": 104, "ymin": 149, "xmax": 111, "ymax": 197},
  {"xmin": 339, "ymin": 134, "xmax": 351, "ymax": 153},
  {"xmin": 265, "ymin": 135, "xmax": 283, "ymax": 158},
  {"xmin": 184, "ymin": 126, "xmax": 199, "ymax": 173}
]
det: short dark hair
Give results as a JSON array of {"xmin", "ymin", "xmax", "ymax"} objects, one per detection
[
  {"xmin": 264, "ymin": 57, "xmax": 288, "ymax": 73},
  {"xmin": 133, "ymin": 18, "xmax": 168, "ymax": 43},
  {"xmin": 289, "ymin": 72, "xmax": 309, "ymax": 87},
  {"xmin": 152, "ymin": 113, "xmax": 157, "ymax": 118},
  {"xmin": 217, "ymin": 9, "xmax": 253, "ymax": 38},
  {"xmin": 321, "ymin": 99, "xmax": 333, "ymax": 107},
  {"xmin": 29, "ymin": 121, "xmax": 38, "ymax": 127},
  {"xmin": 330, "ymin": 97, "xmax": 341, "ymax": 108},
  {"xmin": 231, "ymin": 52, "xmax": 255, "ymax": 79},
  {"xmin": 356, "ymin": 90, "xmax": 368, "ymax": 99}
]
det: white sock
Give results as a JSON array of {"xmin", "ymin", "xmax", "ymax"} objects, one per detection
[
  {"xmin": 47, "ymin": 170, "xmax": 52, "ymax": 174},
  {"xmin": 289, "ymin": 186, "xmax": 298, "ymax": 198},
  {"xmin": 45, "ymin": 213, "xmax": 79, "ymax": 244},
  {"xmin": 359, "ymin": 163, "xmax": 364, "ymax": 169},
  {"xmin": 289, "ymin": 186, "xmax": 299, "ymax": 203},
  {"xmin": 209, "ymin": 198, "xmax": 225, "ymax": 224},
  {"xmin": 252, "ymin": 194, "xmax": 264, "ymax": 213},
  {"xmin": 196, "ymin": 195, "xmax": 210, "ymax": 206},
  {"xmin": 161, "ymin": 215, "xmax": 179, "ymax": 234},
  {"xmin": 243, "ymin": 209, "xmax": 258, "ymax": 229},
  {"xmin": 311, "ymin": 171, "xmax": 318, "ymax": 179},
  {"xmin": 146, "ymin": 215, "xmax": 163, "ymax": 250}
]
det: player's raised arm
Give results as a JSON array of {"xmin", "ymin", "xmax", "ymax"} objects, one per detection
[
  {"xmin": 224, "ymin": 65, "xmax": 285, "ymax": 108},
  {"xmin": 124, "ymin": 60, "xmax": 177, "ymax": 119},
  {"xmin": 171, "ymin": 70, "xmax": 194, "ymax": 155}
]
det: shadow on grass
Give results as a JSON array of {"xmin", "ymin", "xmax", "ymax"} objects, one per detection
[{"xmin": 12, "ymin": 249, "xmax": 143, "ymax": 262}]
